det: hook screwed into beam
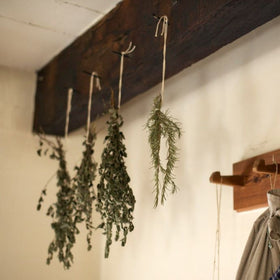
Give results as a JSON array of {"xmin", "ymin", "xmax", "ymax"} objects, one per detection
[
  {"xmin": 209, "ymin": 171, "xmax": 245, "ymax": 186},
  {"xmin": 112, "ymin": 50, "xmax": 132, "ymax": 58},
  {"xmin": 63, "ymin": 86, "xmax": 81, "ymax": 94},
  {"xmin": 152, "ymin": 14, "xmax": 171, "ymax": 25},
  {"xmin": 83, "ymin": 71, "xmax": 102, "ymax": 79}
]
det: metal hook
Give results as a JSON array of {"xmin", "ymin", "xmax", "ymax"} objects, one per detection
[
  {"xmin": 63, "ymin": 86, "xmax": 81, "ymax": 94},
  {"xmin": 152, "ymin": 14, "xmax": 170, "ymax": 25},
  {"xmin": 112, "ymin": 50, "xmax": 131, "ymax": 58},
  {"xmin": 83, "ymin": 70, "xmax": 102, "ymax": 79}
]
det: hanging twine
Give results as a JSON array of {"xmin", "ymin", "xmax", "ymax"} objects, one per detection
[
  {"xmin": 212, "ymin": 183, "xmax": 223, "ymax": 280},
  {"xmin": 155, "ymin": 15, "xmax": 168, "ymax": 103},
  {"xmin": 269, "ymin": 155, "xmax": 278, "ymax": 189},
  {"xmin": 86, "ymin": 71, "xmax": 101, "ymax": 142},
  {"xmin": 64, "ymin": 88, "xmax": 73, "ymax": 139},
  {"xmin": 118, "ymin": 42, "xmax": 136, "ymax": 109}
]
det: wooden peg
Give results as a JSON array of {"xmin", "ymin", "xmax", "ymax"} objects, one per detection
[
  {"xmin": 252, "ymin": 159, "xmax": 280, "ymax": 175},
  {"xmin": 209, "ymin": 171, "xmax": 245, "ymax": 186}
]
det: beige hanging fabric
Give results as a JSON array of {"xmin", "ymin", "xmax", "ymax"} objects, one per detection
[
  {"xmin": 64, "ymin": 88, "xmax": 73, "ymax": 139},
  {"xmin": 269, "ymin": 156, "xmax": 278, "ymax": 190},
  {"xmin": 236, "ymin": 189, "xmax": 280, "ymax": 280},
  {"xmin": 155, "ymin": 15, "xmax": 168, "ymax": 102},
  {"xmin": 118, "ymin": 42, "xmax": 136, "ymax": 109},
  {"xmin": 86, "ymin": 72, "xmax": 101, "ymax": 142}
]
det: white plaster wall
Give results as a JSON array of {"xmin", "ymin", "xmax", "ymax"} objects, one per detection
[
  {"xmin": 1, "ymin": 15, "xmax": 280, "ymax": 280},
  {"xmin": 92, "ymin": 16, "xmax": 280, "ymax": 279}
]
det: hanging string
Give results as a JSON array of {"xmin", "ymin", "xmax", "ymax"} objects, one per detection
[
  {"xmin": 269, "ymin": 155, "xmax": 278, "ymax": 189},
  {"xmin": 212, "ymin": 183, "xmax": 223, "ymax": 280},
  {"xmin": 64, "ymin": 88, "xmax": 73, "ymax": 139},
  {"xmin": 155, "ymin": 15, "xmax": 168, "ymax": 103},
  {"xmin": 118, "ymin": 42, "xmax": 136, "ymax": 110},
  {"xmin": 86, "ymin": 72, "xmax": 101, "ymax": 142}
]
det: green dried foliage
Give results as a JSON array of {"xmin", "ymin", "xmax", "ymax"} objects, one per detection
[
  {"xmin": 37, "ymin": 135, "xmax": 78, "ymax": 269},
  {"xmin": 96, "ymin": 108, "xmax": 135, "ymax": 258},
  {"xmin": 146, "ymin": 95, "xmax": 182, "ymax": 207},
  {"xmin": 73, "ymin": 130, "xmax": 97, "ymax": 251}
]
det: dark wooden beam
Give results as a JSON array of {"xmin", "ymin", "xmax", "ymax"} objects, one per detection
[{"xmin": 33, "ymin": 0, "xmax": 280, "ymax": 135}]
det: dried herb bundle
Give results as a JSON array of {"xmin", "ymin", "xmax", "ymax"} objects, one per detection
[
  {"xmin": 146, "ymin": 95, "xmax": 182, "ymax": 207},
  {"xmin": 37, "ymin": 135, "xmax": 78, "ymax": 269},
  {"xmin": 73, "ymin": 130, "xmax": 97, "ymax": 251},
  {"xmin": 96, "ymin": 108, "xmax": 135, "ymax": 258}
]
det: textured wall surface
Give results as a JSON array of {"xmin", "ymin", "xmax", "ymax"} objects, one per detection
[{"xmin": 1, "ymin": 15, "xmax": 280, "ymax": 280}]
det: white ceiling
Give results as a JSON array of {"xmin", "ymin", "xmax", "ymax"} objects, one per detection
[{"xmin": 0, "ymin": 0, "xmax": 120, "ymax": 71}]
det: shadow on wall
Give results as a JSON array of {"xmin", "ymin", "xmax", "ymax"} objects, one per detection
[{"xmin": 166, "ymin": 16, "xmax": 280, "ymax": 103}]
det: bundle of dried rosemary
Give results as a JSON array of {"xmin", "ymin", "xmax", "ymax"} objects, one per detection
[
  {"xmin": 146, "ymin": 95, "xmax": 181, "ymax": 207},
  {"xmin": 146, "ymin": 16, "xmax": 182, "ymax": 207}
]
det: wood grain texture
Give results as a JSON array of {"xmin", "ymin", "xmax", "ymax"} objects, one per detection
[
  {"xmin": 33, "ymin": 0, "xmax": 280, "ymax": 135},
  {"xmin": 233, "ymin": 149, "xmax": 280, "ymax": 212}
]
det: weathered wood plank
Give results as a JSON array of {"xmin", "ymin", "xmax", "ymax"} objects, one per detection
[{"xmin": 33, "ymin": 0, "xmax": 280, "ymax": 135}]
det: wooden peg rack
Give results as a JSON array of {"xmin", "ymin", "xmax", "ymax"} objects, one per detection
[{"xmin": 210, "ymin": 149, "xmax": 280, "ymax": 212}]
